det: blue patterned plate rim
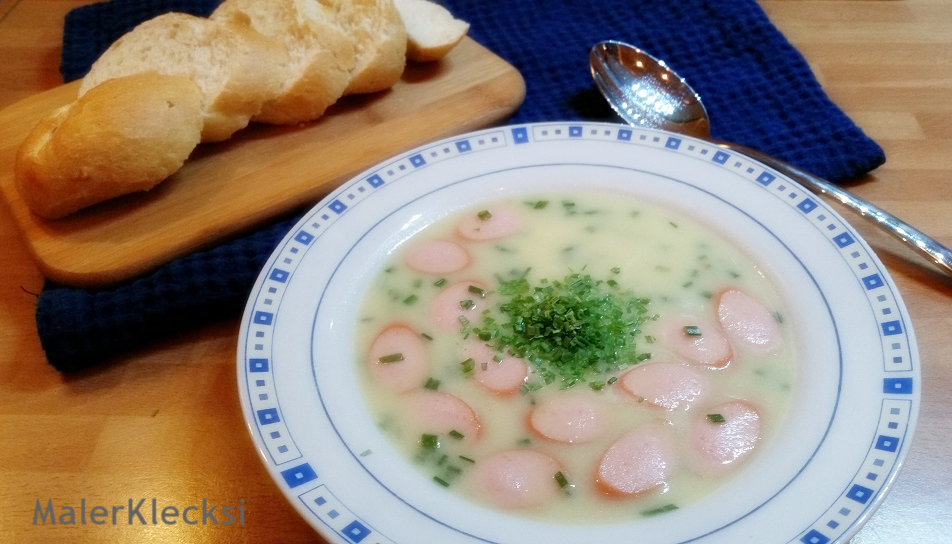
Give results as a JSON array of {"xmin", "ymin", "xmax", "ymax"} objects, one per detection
[{"xmin": 236, "ymin": 122, "xmax": 919, "ymax": 544}]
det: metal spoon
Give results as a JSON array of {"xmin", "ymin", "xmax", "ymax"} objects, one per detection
[{"xmin": 590, "ymin": 39, "xmax": 952, "ymax": 278}]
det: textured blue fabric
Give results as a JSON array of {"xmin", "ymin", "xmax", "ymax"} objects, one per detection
[
  {"xmin": 40, "ymin": 0, "xmax": 885, "ymax": 371},
  {"xmin": 60, "ymin": 0, "xmax": 221, "ymax": 82}
]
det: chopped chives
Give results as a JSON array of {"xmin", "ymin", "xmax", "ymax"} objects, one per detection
[
  {"xmin": 460, "ymin": 271, "xmax": 652, "ymax": 389},
  {"xmin": 359, "ymin": 449, "xmax": 373, "ymax": 457},
  {"xmin": 459, "ymin": 455, "xmax": 475, "ymax": 464},
  {"xmin": 378, "ymin": 353, "xmax": 405, "ymax": 363},
  {"xmin": 424, "ymin": 377, "xmax": 441, "ymax": 390},
  {"xmin": 477, "ymin": 210, "xmax": 493, "ymax": 221},
  {"xmin": 434, "ymin": 278, "xmax": 448, "ymax": 287},
  {"xmin": 448, "ymin": 430, "xmax": 464, "ymax": 440},
  {"xmin": 433, "ymin": 476, "xmax": 450, "ymax": 487},
  {"xmin": 519, "ymin": 381, "xmax": 542, "ymax": 394},
  {"xmin": 420, "ymin": 332, "xmax": 433, "ymax": 341},
  {"xmin": 642, "ymin": 503, "xmax": 679, "ymax": 516},
  {"xmin": 554, "ymin": 471, "xmax": 570, "ymax": 489},
  {"xmin": 707, "ymin": 413, "xmax": 726, "ymax": 423},
  {"xmin": 420, "ymin": 434, "xmax": 440, "ymax": 449},
  {"xmin": 467, "ymin": 285, "xmax": 487, "ymax": 297},
  {"xmin": 460, "ymin": 358, "xmax": 475, "ymax": 374},
  {"xmin": 460, "ymin": 299, "xmax": 476, "ymax": 310},
  {"xmin": 683, "ymin": 325, "xmax": 702, "ymax": 336},
  {"xmin": 402, "ymin": 294, "xmax": 418, "ymax": 305}
]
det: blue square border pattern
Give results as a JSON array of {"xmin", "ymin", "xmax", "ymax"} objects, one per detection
[{"xmin": 238, "ymin": 122, "xmax": 917, "ymax": 544}]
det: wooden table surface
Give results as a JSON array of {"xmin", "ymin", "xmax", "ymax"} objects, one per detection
[{"xmin": 1, "ymin": 1, "xmax": 950, "ymax": 542}]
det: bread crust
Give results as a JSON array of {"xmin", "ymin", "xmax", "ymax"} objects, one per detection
[
  {"xmin": 213, "ymin": 0, "xmax": 357, "ymax": 125},
  {"xmin": 15, "ymin": 73, "xmax": 203, "ymax": 219},
  {"xmin": 197, "ymin": 13, "xmax": 289, "ymax": 140},
  {"xmin": 330, "ymin": 0, "xmax": 407, "ymax": 95},
  {"xmin": 394, "ymin": 0, "xmax": 469, "ymax": 62},
  {"xmin": 16, "ymin": 1, "xmax": 470, "ymax": 219},
  {"xmin": 79, "ymin": 12, "xmax": 287, "ymax": 142}
]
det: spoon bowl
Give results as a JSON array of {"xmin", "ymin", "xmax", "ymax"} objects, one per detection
[
  {"xmin": 590, "ymin": 42, "xmax": 709, "ymax": 138},
  {"xmin": 590, "ymin": 40, "xmax": 952, "ymax": 278}
]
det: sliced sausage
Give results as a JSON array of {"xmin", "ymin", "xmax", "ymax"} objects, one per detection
[
  {"xmin": 716, "ymin": 288, "xmax": 783, "ymax": 354},
  {"xmin": 528, "ymin": 392, "xmax": 607, "ymax": 444},
  {"xmin": 687, "ymin": 400, "xmax": 762, "ymax": 477},
  {"xmin": 366, "ymin": 324, "xmax": 429, "ymax": 393},
  {"xmin": 430, "ymin": 280, "xmax": 488, "ymax": 330},
  {"xmin": 456, "ymin": 205, "xmax": 521, "ymax": 241},
  {"xmin": 406, "ymin": 389, "xmax": 482, "ymax": 441},
  {"xmin": 471, "ymin": 449, "xmax": 563, "ymax": 508},
  {"xmin": 618, "ymin": 361, "xmax": 708, "ymax": 411},
  {"xmin": 658, "ymin": 315, "xmax": 732, "ymax": 368},
  {"xmin": 595, "ymin": 425, "xmax": 677, "ymax": 497},
  {"xmin": 404, "ymin": 239, "xmax": 471, "ymax": 275},
  {"xmin": 465, "ymin": 342, "xmax": 530, "ymax": 395}
]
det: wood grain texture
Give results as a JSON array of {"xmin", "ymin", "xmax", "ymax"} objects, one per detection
[
  {"xmin": 0, "ymin": 1, "xmax": 950, "ymax": 543},
  {"xmin": 0, "ymin": 37, "xmax": 525, "ymax": 287},
  {"xmin": 758, "ymin": 2, "xmax": 952, "ymax": 542}
]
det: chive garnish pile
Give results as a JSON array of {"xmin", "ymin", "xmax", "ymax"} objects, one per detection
[{"xmin": 465, "ymin": 271, "xmax": 652, "ymax": 389}]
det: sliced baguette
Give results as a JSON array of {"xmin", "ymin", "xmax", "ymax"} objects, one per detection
[
  {"xmin": 212, "ymin": 0, "xmax": 357, "ymax": 124},
  {"xmin": 79, "ymin": 12, "xmax": 287, "ymax": 143},
  {"xmin": 394, "ymin": 0, "xmax": 469, "ymax": 62},
  {"xmin": 16, "ymin": 73, "xmax": 204, "ymax": 219},
  {"xmin": 326, "ymin": 0, "xmax": 407, "ymax": 94}
]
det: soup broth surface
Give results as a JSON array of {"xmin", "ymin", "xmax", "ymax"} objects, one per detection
[{"xmin": 355, "ymin": 191, "xmax": 796, "ymax": 522}]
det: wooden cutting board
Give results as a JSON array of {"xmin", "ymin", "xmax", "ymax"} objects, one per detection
[{"xmin": 0, "ymin": 38, "xmax": 525, "ymax": 288}]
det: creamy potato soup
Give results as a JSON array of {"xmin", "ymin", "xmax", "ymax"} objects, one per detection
[{"xmin": 354, "ymin": 191, "xmax": 796, "ymax": 522}]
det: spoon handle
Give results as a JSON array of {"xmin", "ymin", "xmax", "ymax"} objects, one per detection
[{"xmin": 721, "ymin": 142, "xmax": 952, "ymax": 278}]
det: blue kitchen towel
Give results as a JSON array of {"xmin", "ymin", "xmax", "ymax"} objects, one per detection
[{"xmin": 41, "ymin": 0, "xmax": 885, "ymax": 371}]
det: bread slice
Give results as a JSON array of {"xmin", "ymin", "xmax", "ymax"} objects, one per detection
[
  {"xmin": 212, "ymin": 0, "xmax": 357, "ymax": 124},
  {"xmin": 326, "ymin": 0, "xmax": 407, "ymax": 95},
  {"xmin": 394, "ymin": 0, "xmax": 469, "ymax": 62},
  {"xmin": 79, "ymin": 12, "xmax": 287, "ymax": 143},
  {"xmin": 16, "ymin": 73, "xmax": 204, "ymax": 219}
]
